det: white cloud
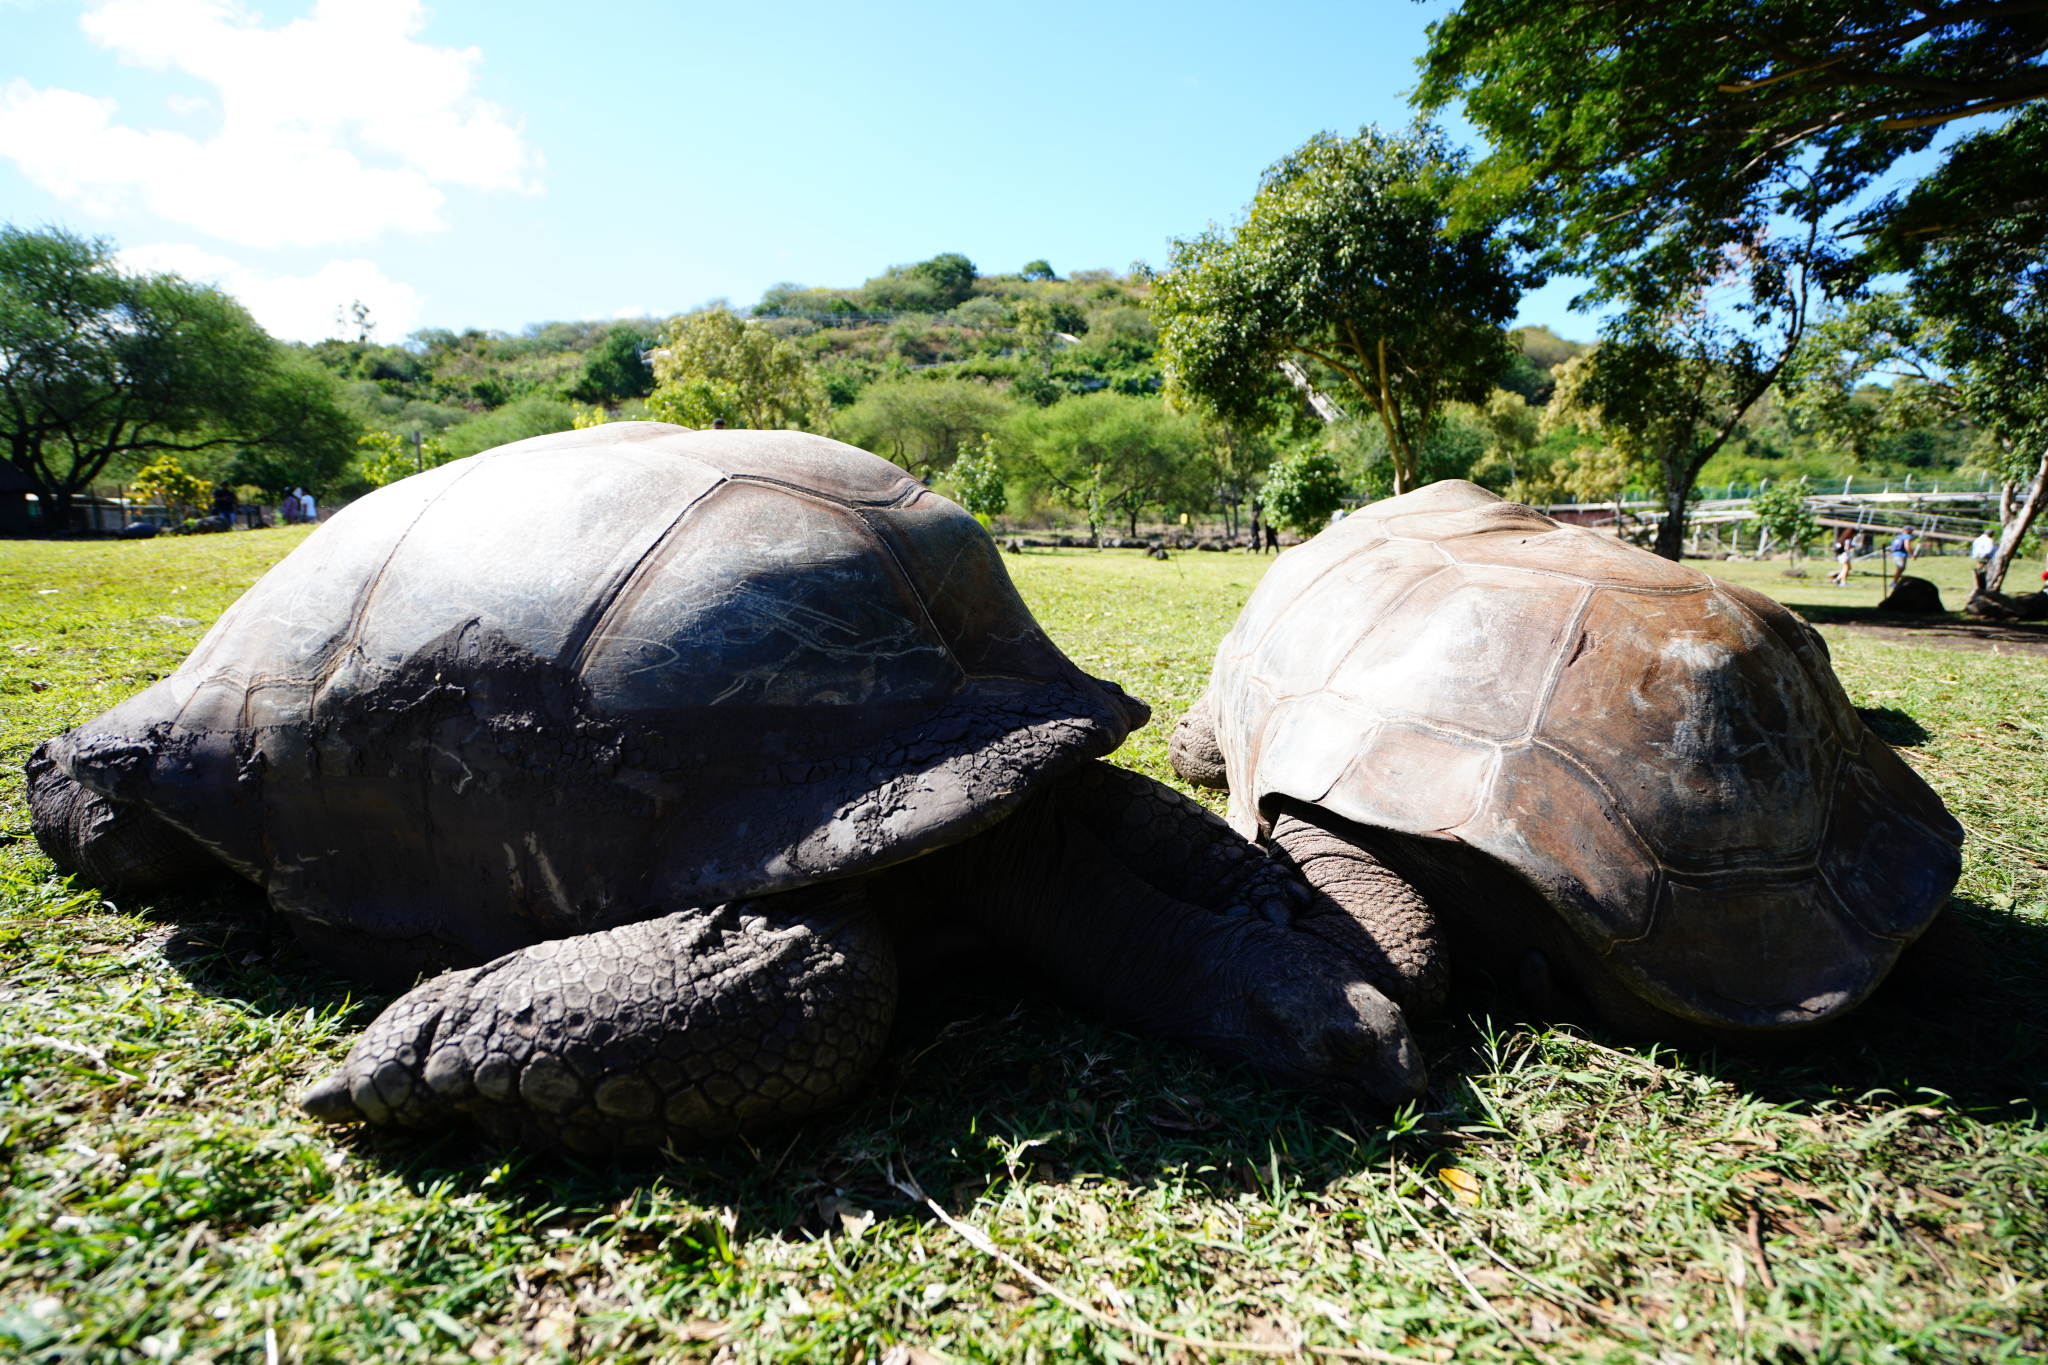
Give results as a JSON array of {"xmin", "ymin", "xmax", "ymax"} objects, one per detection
[
  {"xmin": 0, "ymin": 0, "xmax": 538, "ymax": 248},
  {"xmin": 116, "ymin": 241, "xmax": 425, "ymax": 342}
]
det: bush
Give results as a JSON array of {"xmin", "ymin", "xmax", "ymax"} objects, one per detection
[
  {"xmin": 1752, "ymin": 476, "xmax": 1819, "ymax": 556},
  {"xmin": 1263, "ymin": 448, "xmax": 1348, "ymax": 534},
  {"xmin": 437, "ymin": 396, "xmax": 579, "ymax": 461}
]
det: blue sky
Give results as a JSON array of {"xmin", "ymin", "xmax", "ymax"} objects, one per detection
[{"xmin": 3, "ymin": 0, "xmax": 1591, "ymax": 343}]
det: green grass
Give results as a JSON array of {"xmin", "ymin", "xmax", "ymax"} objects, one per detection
[{"xmin": 1, "ymin": 531, "xmax": 2043, "ymax": 1364}]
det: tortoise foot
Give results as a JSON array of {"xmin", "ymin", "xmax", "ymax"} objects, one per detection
[{"xmin": 300, "ymin": 884, "xmax": 897, "ymax": 1154}]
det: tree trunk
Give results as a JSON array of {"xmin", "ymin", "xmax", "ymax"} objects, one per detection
[
  {"xmin": 1983, "ymin": 448, "xmax": 2048, "ymax": 593},
  {"xmin": 1653, "ymin": 482, "xmax": 1689, "ymax": 561},
  {"xmin": 1386, "ymin": 430, "xmax": 1415, "ymax": 496}
]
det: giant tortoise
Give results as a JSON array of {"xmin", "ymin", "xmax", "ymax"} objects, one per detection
[
  {"xmin": 29, "ymin": 423, "xmax": 1425, "ymax": 1154},
  {"xmin": 1171, "ymin": 480, "xmax": 1967, "ymax": 1039}
]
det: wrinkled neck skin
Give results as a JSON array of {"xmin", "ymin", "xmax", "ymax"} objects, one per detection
[{"xmin": 873, "ymin": 765, "xmax": 1425, "ymax": 1110}]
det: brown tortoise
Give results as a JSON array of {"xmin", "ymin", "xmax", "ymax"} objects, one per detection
[
  {"xmin": 1171, "ymin": 480, "xmax": 1970, "ymax": 1039},
  {"xmin": 29, "ymin": 423, "xmax": 1426, "ymax": 1154}
]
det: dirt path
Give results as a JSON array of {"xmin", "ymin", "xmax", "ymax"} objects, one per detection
[{"xmin": 1819, "ymin": 617, "xmax": 2048, "ymax": 658}]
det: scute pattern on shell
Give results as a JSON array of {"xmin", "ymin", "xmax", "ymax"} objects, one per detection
[
  {"xmin": 46, "ymin": 425, "xmax": 1142, "ymax": 983},
  {"xmin": 1208, "ymin": 480, "xmax": 1962, "ymax": 1028}
]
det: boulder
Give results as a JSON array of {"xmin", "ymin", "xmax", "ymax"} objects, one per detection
[{"xmin": 1879, "ymin": 576, "xmax": 1945, "ymax": 613}]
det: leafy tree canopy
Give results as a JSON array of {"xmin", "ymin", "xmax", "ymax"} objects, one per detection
[
  {"xmin": 571, "ymin": 324, "xmax": 656, "ymax": 403},
  {"xmin": 1417, "ymin": 0, "xmax": 2047, "ymax": 281},
  {"xmin": 1261, "ymin": 448, "xmax": 1347, "ymax": 534},
  {"xmin": 646, "ymin": 308, "xmax": 827, "ymax": 433},
  {"xmin": 1751, "ymin": 475, "xmax": 1820, "ymax": 554},
  {"xmin": 1153, "ymin": 125, "xmax": 1528, "ymax": 494},
  {"xmin": 945, "ymin": 432, "xmax": 1009, "ymax": 519},
  {"xmin": 0, "ymin": 224, "xmax": 360, "ymax": 524},
  {"xmin": 1010, "ymin": 391, "xmax": 1207, "ymax": 538},
  {"xmin": 832, "ymin": 377, "xmax": 1014, "ymax": 481}
]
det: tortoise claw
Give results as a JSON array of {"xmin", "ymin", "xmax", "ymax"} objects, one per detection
[{"xmin": 299, "ymin": 1069, "xmax": 366, "ymax": 1125}]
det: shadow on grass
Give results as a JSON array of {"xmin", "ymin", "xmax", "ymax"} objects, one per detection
[
  {"xmin": 132, "ymin": 871, "xmax": 2048, "ymax": 1252},
  {"xmin": 1856, "ymin": 705, "xmax": 1932, "ymax": 745},
  {"xmin": 1794, "ymin": 599, "xmax": 2048, "ymax": 655},
  {"xmin": 134, "ymin": 876, "xmax": 391, "ymax": 1026}
]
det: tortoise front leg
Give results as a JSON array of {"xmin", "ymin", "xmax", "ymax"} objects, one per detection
[
  {"xmin": 298, "ymin": 883, "xmax": 896, "ymax": 1154},
  {"xmin": 26, "ymin": 742, "xmax": 221, "ymax": 896},
  {"xmin": 1168, "ymin": 693, "xmax": 1229, "ymax": 791}
]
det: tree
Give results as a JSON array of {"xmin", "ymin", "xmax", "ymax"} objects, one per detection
[
  {"xmin": 1546, "ymin": 274, "xmax": 1819, "ymax": 561},
  {"xmin": 1153, "ymin": 126, "xmax": 1528, "ymax": 494},
  {"xmin": 1416, "ymin": 2, "xmax": 2040, "ymax": 558},
  {"xmin": 832, "ymin": 378, "xmax": 1015, "ymax": 481},
  {"xmin": 1537, "ymin": 355, "xmax": 1644, "ymax": 523},
  {"xmin": 128, "ymin": 456, "xmax": 212, "ymax": 520},
  {"xmin": 572, "ymin": 324, "xmax": 655, "ymax": 403},
  {"xmin": 355, "ymin": 430, "xmax": 453, "ymax": 488},
  {"xmin": 1785, "ymin": 282, "xmax": 2048, "ymax": 591},
  {"xmin": 946, "ymin": 433, "xmax": 1008, "ymax": 521},
  {"xmin": 1, "ymin": 225, "xmax": 361, "ymax": 528},
  {"xmin": 646, "ymin": 308, "xmax": 827, "ymax": 432},
  {"xmin": 1471, "ymin": 387, "xmax": 1544, "ymax": 499},
  {"xmin": 1261, "ymin": 448, "xmax": 1347, "ymax": 535},
  {"xmin": 1199, "ymin": 420, "xmax": 1283, "ymax": 539},
  {"xmin": 861, "ymin": 253, "xmax": 980, "ymax": 312},
  {"xmin": 1012, "ymin": 392, "xmax": 1206, "ymax": 539},
  {"xmin": 1019, "ymin": 260, "xmax": 1057, "ymax": 282},
  {"xmin": 1417, "ymin": 1, "xmax": 2048, "ymax": 278},
  {"xmin": 910, "ymin": 253, "xmax": 978, "ymax": 307},
  {"xmin": 1751, "ymin": 477, "xmax": 1819, "ymax": 559}
]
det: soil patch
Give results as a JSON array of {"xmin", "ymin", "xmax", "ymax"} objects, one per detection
[{"xmin": 1821, "ymin": 616, "xmax": 2048, "ymax": 657}]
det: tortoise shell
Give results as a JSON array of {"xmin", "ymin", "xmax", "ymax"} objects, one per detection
[
  {"xmin": 55, "ymin": 423, "xmax": 1138, "ymax": 982},
  {"xmin": 1208, "ymin": 480, "xmax": 1962, "ymax": 1028}
]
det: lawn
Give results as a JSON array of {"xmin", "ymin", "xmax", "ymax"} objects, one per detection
[{"xmin": 0, "ymin": 527, "xmax": 2042, "ymax": 1364}]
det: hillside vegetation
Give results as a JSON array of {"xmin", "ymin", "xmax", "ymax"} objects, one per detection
[
  {"xmin": 293, "ymin": 255, "xmax": 1996, "ymax": 541},
  {"xmin": 9, "ymin": 237, "xmax": 1997, "ymax": 551}
]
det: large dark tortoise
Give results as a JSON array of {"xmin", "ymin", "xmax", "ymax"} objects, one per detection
[
  {"xmin": 29, "ymin": 423, "xmax": 1425, "ymax": 1154},
  {"xmin": 1172, "ymin": 481, "xmax": 1969, "ymax": 1040}
]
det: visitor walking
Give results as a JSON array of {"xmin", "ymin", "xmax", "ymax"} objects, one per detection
[
  {"xmin": 1887, "ymin": 528, "xmax": 1914, "ymax": 593},
  {"xmin": 1830, "ymin": 528, "xmax": 1854, "ymax": 585},
  {"xmin": 211, "ymin": 482, "xmax": 237, "ymax": 524}
]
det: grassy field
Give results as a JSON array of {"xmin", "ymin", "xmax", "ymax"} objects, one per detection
[{"xmin": 0, "ymin": 527, "xmax": 2042, "ymax": 1364}]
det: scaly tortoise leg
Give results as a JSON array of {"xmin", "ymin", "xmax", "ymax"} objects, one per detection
[
  {"xmin": 1168, "ymin": 693, "xmax": 1229, "ymax": 791},
  {"xmin": 299, "ymin": 882, "xmax": 896, "ymax": 1154}
]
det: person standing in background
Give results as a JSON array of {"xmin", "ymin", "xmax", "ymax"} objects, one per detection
[{"xmin": 1970, "ymin": 526, "xmax": 1996, "ymax": 590}]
